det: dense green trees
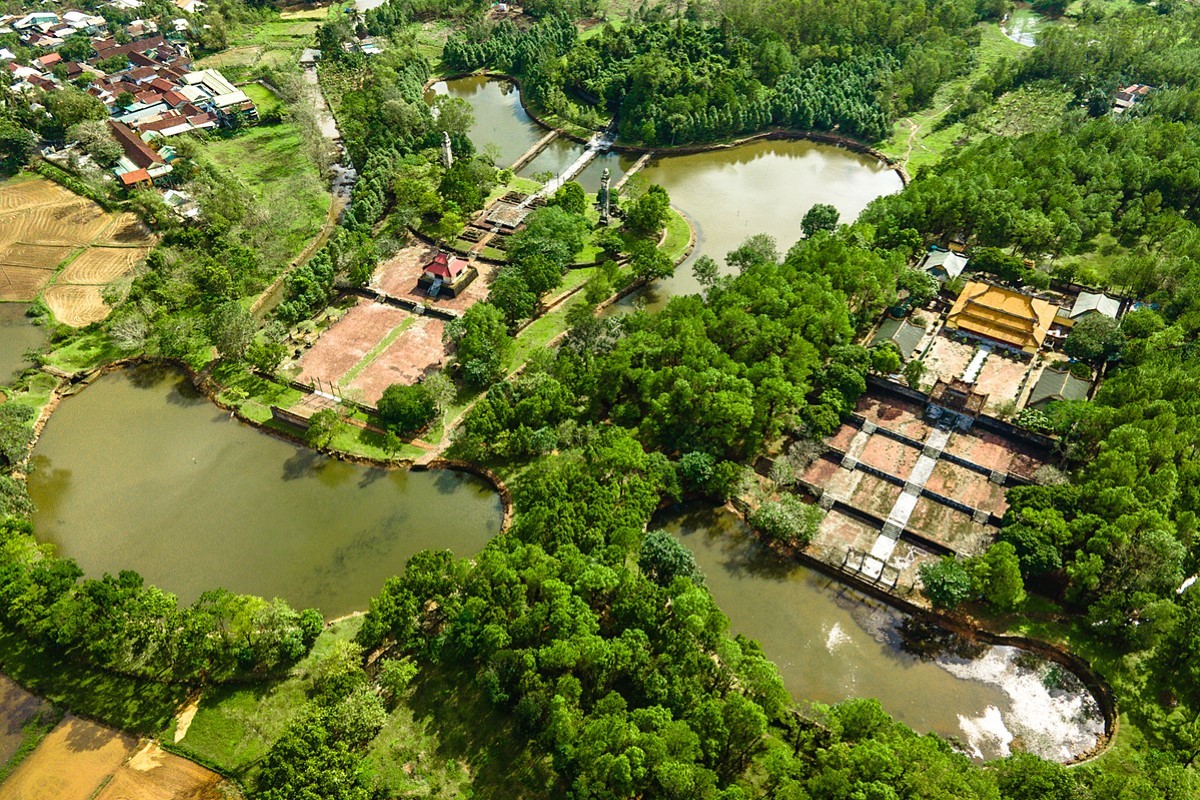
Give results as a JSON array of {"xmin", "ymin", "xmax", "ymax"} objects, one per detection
[
  {"xmin": 377, "ymin": 383, "xmax": 436, "ymax": 435},
  {"xmin": 445, "ymin": 303, "xmax": 514, "ymax": 387}
]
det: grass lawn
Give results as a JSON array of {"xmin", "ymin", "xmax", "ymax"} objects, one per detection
[
  {"xmin": 242, "ymin": 82, "xmax": 283, "ymax": 120},
  {"xmin": 197, "ymin": 14, "xmax": 320, "ymax": 73},
  {"xmin": 0, "ymin": 626, "xmax": 187, "ymax": 734},
  {"xmin": 366, "ymin": 662, "xmax": 554, "ymax": 798},
  {"xmin": 660, "ymin": 206, "xmax": 692, "ymax": 263},
  {"xmin": 878, "ymin": 23, "xmax": 1025, "ymax": 173},
  {"xmin": 40, "ymin": 330, "xmax": 124, "ymax": 374},
  {"xmin": 203, "ymin": 122, "xmax": 332, "ymax": 267},
  {"xmin": 1051, "ymin": 232, "xmax": 1126, "ymax": 286},
  {"xmin": 170, "ymin": 618, "xmax": 363, "ymax": 778},
  {"xmin": 971, "ymin": 81, "xmax": 1073, "ymax": 138}
]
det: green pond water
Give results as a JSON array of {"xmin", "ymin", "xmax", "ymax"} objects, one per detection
[
  {"xmin": 28, "ymin": 365, "xmax": 504, "ymax": 619},
  {"xmin": 0, "ymin": 305, "xmax": 46, "ymax": 382}
]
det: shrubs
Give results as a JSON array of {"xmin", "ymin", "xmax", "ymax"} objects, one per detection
[
  {"xmin": 377, "ymin": 383, "xmax": 436, "ymax": 435},
  {"xmin": 749, "ymin": 495, "xmax": 823, "ymax": 546}
]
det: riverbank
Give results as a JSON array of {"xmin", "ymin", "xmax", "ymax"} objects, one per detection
[{"xmin": 717, "ymin": 497, "xmax": 1116, "ymax": 763}]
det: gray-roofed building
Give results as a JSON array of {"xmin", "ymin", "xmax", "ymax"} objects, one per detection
[
  {"xmin": 1026, "ymin": 367, "xmax": 1090, "ymax": 410},
  {"xmin": 1067, "ymin": 291, "xmax": 1120, "ymax": 322},
  {"xmin": 870, "ymin": 317, "xmax": 926, "ymax": 361},
  {"xmin": 918, "ymin": 249, "xmax": 969, "ymax": 283}
]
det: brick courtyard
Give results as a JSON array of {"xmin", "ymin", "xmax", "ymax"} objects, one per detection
[{"xmin": 373, "ymin": 243, "xmax": 495, "ymax": 313}]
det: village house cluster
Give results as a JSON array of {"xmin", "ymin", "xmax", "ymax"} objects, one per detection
[{"xmin": 1, "ymin": 5, "xmax": 255, "ymax": 189}]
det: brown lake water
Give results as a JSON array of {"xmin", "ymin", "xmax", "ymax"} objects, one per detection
[
  {"xmin": 0, "ymin": 305, "xmax": 45, "ymax": 382},
  {"xmin": 660, "ymin": 504, "xmax": 1105, "ymax": 761},
  {"xmin": 28, "ymin": 365, "xmax": 504, "ymax": 618}
]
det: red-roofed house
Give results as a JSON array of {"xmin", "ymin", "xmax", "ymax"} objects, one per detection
[
  {"xmin": 119, "ymin": 168, "xmax": 152, "ymax": 187},
  {"xmin": 418, "ymin": 251, "xmax": 476, "ymax": 297},
  {"xmin": 35, "ymin": 52, "xmax": 61, "ymax": 68}
]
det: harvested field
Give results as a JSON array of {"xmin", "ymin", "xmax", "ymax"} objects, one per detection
[
  {"xmin": 373, "ymin": 243, "xmax": 494, "ymax": 312},
  {"xmin": 93, "ymin": 741, "xmax": 228, "ymax": 800},
  {"xmin": 973, "ymin": 354, "xmax": 1030, "ymax": 414},
  {"xmin": 926, "ymin": 461, "xmax": 1008, "ymax": 512},
  {"xmin": 0, "ymin": 675, "xmax": 56, "ymax": 766},
  {"xmin": 12, "ymin": 201, "xmax": 109, "ymax": 245},
  {"xmin": 348, "ymin": 316, "xmax": 448, "ymax": 404},
  {"xmin": 905, "ymin": 497, "xmax": 993, "ymax": 556},
  {"xmin": 921, "ymin": 334, "xmax": 976, "ymax": 385},
  {"xmin": 0, "ymin": 177, "xmax": 76, "ymax": 214},
  {"xmin": 94, "ymin": 213, "xmax": 151, "ymax": 245},
  {"xmin": 0, "ymin": 177, "xmax": 154, "ymax": 309},
  {"xmin": 0, "ymin": 266, "xmax": 54, "ymax": 301},
  {"xmin": 858, "ymin": 435, "xmax": 920, "ymax": 481},
  {"xmin": 58, "ymin": 247, "xmax": 151, "ymax": 285},
  {"xmin": 0, "ymin": 243, "xmax": 75, "ymax": 270},
  {"xmin": 1, "ymin": 714, "xmax": 137, "ymax": 800},
  {"xmin": 295, "ymin": 299, "xmax": 414, "ymax": 386},
  {"xmin": 43, "ymin": 284, "xmax": 109, "ymax": 327}
]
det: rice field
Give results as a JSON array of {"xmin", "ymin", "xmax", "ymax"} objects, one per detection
[{"xmin": 0, "ymin": 177, "xmax": 156, "ymax": 324}]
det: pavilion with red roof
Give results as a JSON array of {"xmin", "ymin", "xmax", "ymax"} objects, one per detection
[{"xmin": 417, "ymin": 250, "xmax": 476, "ymax": 298}]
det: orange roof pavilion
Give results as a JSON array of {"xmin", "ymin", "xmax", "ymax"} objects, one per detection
[{"xmin": 944, "ymin": 281, "xmax": 1057, "ymax": 354}]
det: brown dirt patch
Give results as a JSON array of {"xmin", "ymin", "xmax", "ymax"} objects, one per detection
[
  {"xmin": 2, "ymin": 714, "xmax": 137, "ymax": 800},
  {"xmin": 0, "ymin": 265, "xmax": 54, "ymax": 301},
  {"xmin": 373, "ymin": 244, "xmax": 495, "ymax": 313},
  {"xmin": 348, "ymin": 316, "xmax": 448, "ymax": 404},
  {"xmin": 295, "ymin": 299, "xmax": 415, "ymax": 386},
  {"xmin": 943, "ymin": 430, "xmax": 1017, "ymax": 473},
  {"xmin": 801, "ymin": 456, "xmax": 842, "ymax": 488},
  {"xmin": 43, "ymin": 284, "xmax": 109, "ymax": 327},
  {"xmin": 0, "ymin": 243, "xmax": 75, "ymax": 270},
  {"xmin": 826, "ymin": 424, "xmax": 858, "ymax": 452},
  {"xmin": 858, "ymin": 435, "xmax": 921, "ymax": 480},
  {"xmin": 973, "ymin": 354, "xmax": 1030, "ymax": 414},
  {"xmin": 921, "ymin": 333, "xmax": 977, "ymax": 385},
  {"xmin": 812, "ymin": 509, "xmax": 879, "ymax": 556},
  {"xmin": 58, "ymin": 247, "xmax": 151, "ymax": 285},
  {"xmin": 0, "ymin": 675, "xmax": 56, "ymax": 766},
  {"xmin": 848, "ymin": 473, "xmax": 902, "ymax": 519},
  {"xmin": 905, "ymin": 498, "xmax": 994, "ymax": 556},
  {"xmin": 855, "ymin": 395, "xmax": 931, "ymax": 440},
  {"xmin": 93, "ymin": 741, "xmax": 228, "ymax": 800},
  {"xmin": 925, "ymin": 461, "xmax": 1007, "ymax": 512}
]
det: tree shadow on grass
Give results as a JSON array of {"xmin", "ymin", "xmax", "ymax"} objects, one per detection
[
  {"xmin": 406, "ymin": 663, "xmax": 559, "ymax": 800},
  {"xmin": 0, "ymin": 627, "xmax": 186, "ymax": 735}
]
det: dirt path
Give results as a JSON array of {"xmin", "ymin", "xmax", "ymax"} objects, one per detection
[{"xmin": 173, "ymin": 693, "xmax": 202, "ymax": 743}]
